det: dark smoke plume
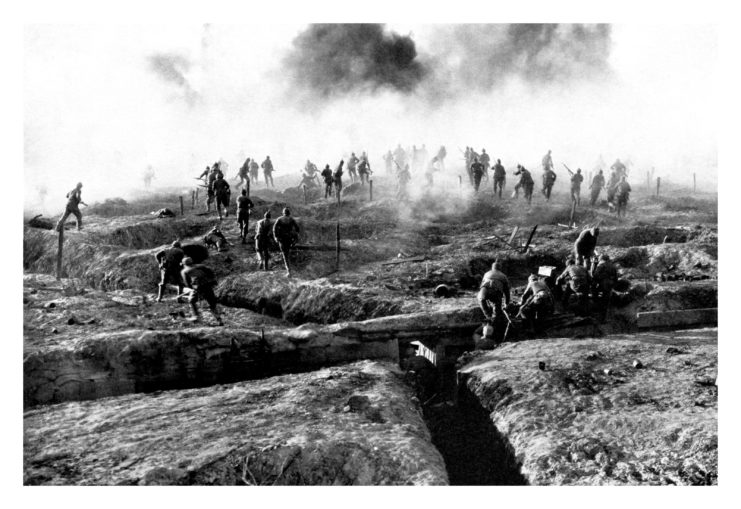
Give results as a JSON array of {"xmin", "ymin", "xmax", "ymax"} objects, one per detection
[
  {"xmin": 284, "ymin": 24, "xmax": 428, "ymax": 97},
  {"xmin": 148, "ymin": 52, "xmax": 200, "ymax": 106},
  {"xmin": 431, "ymin": 24, "xmax": 613, "ymax": 92}
]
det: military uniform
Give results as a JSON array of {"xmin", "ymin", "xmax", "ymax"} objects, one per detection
[
  {"xmin": 590, "ymin": 172, "xmax": 605, "ymax": 205},
  {"xmin": 261, "ymin": 158, "xmax": 275, "ymax": 187},
  {"xmin": 493, "ymin": 162, "xmax": 506, "ymax": 198},
  {"xmin": 556, "ymin": 263, "xmax": 591, "ymax": 305},
  {"xmin": 56, "ymin": 186, "xmax": 85, "ymax": 231},
  {"xmin": 477, "ymin": 267, "xmax": 511, "ymax": 321},
  {"xmin": 333, "ymin": 162, "xmax": 344, "ymax": 195},
  {"xmin": 321, "ymin": 166, "xmax": 334, "ymax": 199},
  {"xmin": 154, "ymin": 244, "xmax": 185, "ymax": 301},
  {"xmin": 518, "ymin": 278, "xmax": 555, "ymax": 329},
  {"xmin": 249, "ymin": 160, "xmax": 260, "ymax": 183},
  {"xmin": 574, "ymin": 227, "xmax": 599, "ymax": 268},
  {"xmin": 471, "ymin": 160, "xmax": 485, "ymax": 192},
  {"xmin": 570, "ymin": 172, "xmax": 584, "ymax": 205},
  {"xmin": 357, "ymin": 158, "xmax": 371, "ymax": 185},
  {"xmin": 181, "ymin": 262, "xmax": 222, "ymax": 325},
  {"xmin": 212, "ymin": 177, "xmax": 231, "ymax": 219},
  {"xmin": 347, "ymin": 154, "xmax": 359, "ymax": 182},
  {"xmin": 542, "ymin": 169, "xmax": 557, "ymax": 200},
  {"xmin": 236, "ymin": 194, "xmax": 254, "ymax": 243},
  {"xmin": 514, "ymin": 167, "xmax": 534, "ymax": 204},
  {"xmin": 615, "ymin": 180, "xmax": 631, "ymax": 217},
  {"xmin": 273, "ymin": 212, "xmax": 300, "ymax": 275},
  {"xmin": 255, "ymin": 216, "xmax": 273, "ymax": 270}
]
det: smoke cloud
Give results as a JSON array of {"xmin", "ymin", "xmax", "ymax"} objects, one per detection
[
  {"xmin": 283, "ymin": 24, "xmax": 428, "ymax": 98},
  {"xmin": 148, "ymin": 52, "xmax": 200, "ymax": 106}
]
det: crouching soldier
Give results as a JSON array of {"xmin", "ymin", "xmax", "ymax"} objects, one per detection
[
  {"xmin": 204, "ymin": 225, "xmax": 229, "ymax": 251},
  {"xmin": 517, "ymin": 274, "xmax": 555, "ymax": 332},
  {"xmin": 180, "ymin": 257, "xmax": 223, "ymax": 325},
  {"xmin": 592, "ymin": 254, "xmax": 618, "ymax": 319},
  {"xmin": 273, "ymin": 207, "xmax": 300, "ymax": 277},
  {"xmin": 556, "ymin": 258, "xmax": 591, "ymax": 313},
  {"xmin": 478, "ymin": 261, "xmax": 511, "ymax": 323},
  {"xmin": 255, "ymin": 211, "xmax": 273, "ymax": 270},
  {"xmin": 154, "ymin": 240, "xmax": 185, "ymax": 302},
  {"xmin": 574, "ymin": 227, "xmax": 599, "ymax": 269},
  {"xmin": 236, "ymin": 189, "xmax": 254, "ymax": 244}
]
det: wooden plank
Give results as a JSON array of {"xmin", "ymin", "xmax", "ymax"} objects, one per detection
[
  {"xmin": 637, "ymin": 308, "xmax": 717, "ymax": 329},
  {"xmin": 381, "ymin": 255, "xmax": 426, "ymax": 266},
  {"xmin": 522, "ymin": 225, "xmax": 538, "ymax": 252},
  {"xmin": 508, "ymin": 226, "xmax": 520, "ymax": 245}
]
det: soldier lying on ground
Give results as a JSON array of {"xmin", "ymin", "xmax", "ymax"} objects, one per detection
[{"xmin": 204, "ymin": 226, "xmax": 229, "ymax": 251}]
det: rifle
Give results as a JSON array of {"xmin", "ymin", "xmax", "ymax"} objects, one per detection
[{"xmin": 562, "ymin": 163, "xmax": 574, "ymax": 176}]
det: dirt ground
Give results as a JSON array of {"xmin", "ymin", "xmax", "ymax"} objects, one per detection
[
  {"xmin": 23, "ymin": 172, "xmax": 718, "ymax": 485},
  {"xmin": 24, "ymin": 360, "xmax": 448, "ymax": 485}
]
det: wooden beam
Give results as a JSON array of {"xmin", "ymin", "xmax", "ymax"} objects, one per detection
[{"xmin": 637, "ymin": 308, "xmax": 717, "ymax": 329}]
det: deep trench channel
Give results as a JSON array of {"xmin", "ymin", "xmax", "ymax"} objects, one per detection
[{"xmin": 420, "ymin": 366, "xmax": 527, "ymax": 486}]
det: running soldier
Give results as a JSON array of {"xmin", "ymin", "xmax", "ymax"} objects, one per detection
[
  {"xmin": 236, "ymin": 158, "xmax": 251, "ymax": 189},
  {"xmin": 321, "ymin": 164, "xmax": 334, "ymax": 199},
  {"xmin": 56, "ymin": 182, "xmax": 87, "ymax": 231},
  {"xmin": 479, "ymin": 149, "xmax": 490, "ymax": 182},
  {"xmin": 471, "ymin": 157, "xmax": 485, "ymax": 192},
  {"xmin": 383, "ymin": 150, "xmax": 394, "ymax": 175},
  {"xmin": 180, "ymin": 257, "xmax": 223, "ymax": 325},
  {"xmin": 249, "ymin": 158, "xmax": 260, "ymax": 184},
  {"xmin": 437, "ymin": 146, "xmax": 447, "ymax": 172},
  {"xmin": 513, "ymin": 165, "xmax": 534, "ymax": 204},
  {"xmin": 347, "ymin": 152, "xmax": 359, "ymax": 183},
  {"xmin": 333, "ymin": 160, "xmax": 344, "ymax": 196},
  {"xmin": 542, "ymin": 149, "xmax": 554, "ymax": 171},
  {"xmin": 542, "ymin": 168, "xmax": 557, "ymax": 201},
  {"xmin": 212, "ymin": 173, "xmax": 231, "ymax": 220},
  {"xmin": 398, "ymin": 164, "xmax": 412, "ymax": 199},
  {"xmin": 493, "ymin": 159, "xmax": 506, "ymax": 198},
  {"xmin": 590, "ymin": 169, "xmax": 606, "ymax": 206},
  {"xmin": 606, "ymin": 169, "xmax": 620, "ymax": 205},
  {"xmin": 154, "ymin": 240, "xmax": 185, "ymax": 302},
  {"xmin": 273, "ymin": 207, "xmax": 300, "ymax": 277},
  {"xmin": 610, "ymin": 158, "xmax": 627, "ymax": 178},
  {"xmin": 255, "ymin": 211, "xmax": 273, "ymax": 270},
  {"xmin": 261, "ymin": 156, "xmax": 275, "ymax": 188},
  {"xmin": 236, "ymin": 189, "xmax": 254, "ymax": 244},
  {"xmin": 615, "ymin": 175, "xmax": 632, "ymax": 218},
  {"xmin": 357, "ymin": 156, "xmax": 372, "ymax": 185}
]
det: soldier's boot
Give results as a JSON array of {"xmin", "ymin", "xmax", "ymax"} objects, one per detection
[
  {"xmin": 176, "ymin": 284, "xmax": 184, "ymax": 300},
  {"xmin": 211, "ymin": 308, "xmax": 224, "ymax": 326},
  {"xmin": 188, "ymin": 303, "xmax": 202, "ymax": 322},
  {"xmin": 156, "ymin": 283, "xmax": 165, "ymax": 302}
]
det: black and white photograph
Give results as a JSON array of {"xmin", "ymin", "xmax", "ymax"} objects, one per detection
[{"xmin": 9, "ymin": 0, "xmax": 737, "ymax": 502}]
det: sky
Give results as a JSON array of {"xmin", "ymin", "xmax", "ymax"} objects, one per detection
[{"xmin": 23, "ymin": 23, "xmax": 718, "ymax": 212}]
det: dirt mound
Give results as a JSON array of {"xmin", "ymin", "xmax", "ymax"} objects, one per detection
[
  {"xmin": 460, "ymin": 330, "xmax": 717, "ymax": 485},
  {"xmin": 24, "ymin": 361, "xmax": 448, "ymax": 485}
]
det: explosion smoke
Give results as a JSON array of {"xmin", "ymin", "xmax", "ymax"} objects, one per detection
[
  {"xmin": 283, "ymin": 24, "xmax": 428, "ymax": 98},
  {"xmin": 148, "ymin": 52, "xmax": 200, "ymax": 106}
]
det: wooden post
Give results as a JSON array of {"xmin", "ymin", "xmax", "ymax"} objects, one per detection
[
  {"xmin": 179, "ymin": 196, "xmax": 184, "ymax": 216},
  {"xmin": 646, "ymin": 170, "xmax": 650, "ymax": 189},
  {"xmin": 56, "ymin": 227, "xmax": 64, "ymax": 280},
  {"xmin": 246, "ymin": 179, "xmax": 250, "ymax": 198},
  {"xmin": 195, "ymin": 187, "xmax": 199, "ymax": 203},
  {"xmin": 369, "ymin": 179, "xmax": 373, "ymax": 201},
  {"xmin": 336, "ymin": 193, "xmax": 341, "ymax": 271},
  {"xmin": 693, "ymin": 173, "xmax": 696, "ymax": 193},
  {"xmin": 458, "ymin": 175, "xmax": 462, "ymax": 193},
  {"xmin": 191, "ymin": 190, "xmax": 195, "ymax": 210},
  {"xmin": 303, "ymin": 185, "xmax": 307, "ymax": 204},
  {"xmin": 569, "ymin": 199, "xmax": 577, "ymax": 226},
  {"xmin": 656, "ymin": 177, "xmax": 661, "ymax": 198}
]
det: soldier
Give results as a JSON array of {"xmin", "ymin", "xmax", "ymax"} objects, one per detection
[
  {"xmin": 143, "ymin": 166, "xmax": 155, "ymax": 188},
  {"xmin": 555, "ymin": 258, "xmax": 591, "ymax": 308},
  {"xmin": 154, "ymin": 240, "xmax": 185, "ymax": 302},
  {"xmin": 393, "ymin": 144, "xmax": 406, "ymax": 169},
  {"xmin": 255, "ymin": 211, "xmax": 273, "ymax": 270},
  {"xmin": 383, "ymin": 150, "xmax": 394, "ymax": 175},
  {"xmin": 610, "ymin": 158, "xmax": 627, "ymax": 178},
  {"xmin": 574, "ymin": 227, "xmax": 600, "ymax": 268},
  {"xmin": 321, "ymin": 164, "xmax": 334, "ymax": 199},
  {"xmin": 542, "ymin": 168, "xmax": 557, "ymax": 201},
  {"xmin": 180, "ymin": 257, "xmax": 223, "ymax": 325},
  {"xmin": 437, "ymin": 145, "xmax": 447, "ymax": 172},
  {"xmin": 206, "ymin": 165, "xmax": 222, "ymax": 212},
  {"xmin": 479, "ymin": 149, "xmax": 490, "ymax": 182},
  {"xmin": 542, "ymin": 149, "xmax": 554, "ymax": 171},
  {"xmin": 477, "ymin": 261, "xmax": 511, "ymax": 323},
  {"xmin": 357, "ymin": 156, "xmax": 372, "ymax": 185},
  {"xmin": 236, "ymin": 189, "xmax": 254, "ymax": 244},
  {"xmin": 517, "ymin": 274, "xmax": 555, "ymax": 332},
  {"xmin": 513, "ymin": 165, "xmax": 534, "ymax": 204},
  {"xmin": 615, "ymin": 175, "xmax": 632, "ymax": 218},
  {"xmin": 592, "ymin": 253, "xmax": 618, "ymax": 316},
  {"xmin": 56, "ymin": 182, "xmax": 88, "ymax": 232},
  {"xmin": 493, "ymin": 159, "xmax": 506, "ymax": 198},
  {"xmin": 411, "ymin": 145, "xmax": 420, "ymax": 172},
  {"xmin": 606, "ymin": 168, "xmax": 620, "ymax": 205},
  {"xmin": 347, "ymin": 152, "xmax": 359, "ymax": 183},
  {"xmin": 398, "ymin": 163, "xmax": 412, "ymax": 199},
  {"xmin": 204, "ymin": 225, "xmax": 229, "ymax": 252},
  {"xmin": 212, "ymin": 173, "xmax": 231, "ymax": 220},
  {"xmin": 261, "ymin": 156, "xmax": 275, "ymax": 188},
  {"xmin": 570, "ymin": 168, "xmax": 584, "ymax": 205},
  {"xmin": 273, "ymin": 207, "xmax": 300, "ymax": 277},
  {"xmin": 424, "ymin": 156, "xmax": 438, "ymax": 188},
  {"xmin": 333, "ymin": 160, "xmax": 344, "ymax": 196},
  {"xmin": 249, "ymin": 158, "xmax": 260, "ymax": 184},
  {"xmin": 419, "ymin": 144, "xmax": 429, "ymax": 170},
  {"xmin": 590, "ymin": 169, "xmax": 606, "ymax": 206},
  {"xmin": 236, "ymin": 158, "xmax": 251, "ymax": 189},
  {"xmin": 471, "ymin": 157, "xmax": 485, "ymax": 192}
]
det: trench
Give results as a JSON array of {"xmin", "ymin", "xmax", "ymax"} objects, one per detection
[{"xmin": 419, "ymin": 364, "xmax": 527, "ymax": 485}]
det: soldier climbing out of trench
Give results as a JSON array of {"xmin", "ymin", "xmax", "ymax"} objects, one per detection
[
  {"xmin": 477, "ymin": 261, "xmax": 511, "ymax": 326},
  {"xmin": 542, "ymin": 167, "xmax": 557, "ymax": 201},
  {"xmin": 273, "ymin": 207, "xmax": 300, "ymax": 277},
  {"xmin": 321, "ymin": 164, "xmax": 334, "ymax": 199},
  {"xmin": 590, "ymin": 169, "xmax": 606, "ymax": 206},
  {"xmin": 574, "ymin": 226, "xmax": 600, "ymax": 270},
  {"xmin": 255, "ymin": 211, "xmax": 273, "ymax": 270},
  {"xmin": 212, "ymin": 173, "xmax": 231, "ymax": 220},
  {"xmin": 591, "ymin": 253, "xmax": 618, "ymax": 320},
  {"xmin": 556, "ymin": 258, "xmax": 592, "ymax": 311},
  {"xmin": 236, "ymin": 189, "xmax": 254, "ymax": 244},
  {"xmin": 56, "ymin": 182, "xmax": 87, "ymax": 232},
  {"xmin": 154, "ymin": 240, "xmax": 185, "ymax": 302},
  {"xmin": 517, "ymin": 274, "xmax": 555, "ymax": 332},
  {"xmin": 493, "ymin": 159, "xmax": 506, "ymax": 198},
  {"xmin": 570, "ymin": 168, "xmax": 584, "ymax": 205},
  {"xmin": 615, "ymin": 175, "xmax": 632, "ymax": 218},
  {"xmin": 180, "ymin": 257, "xmax": 223, "ymax": 326}
]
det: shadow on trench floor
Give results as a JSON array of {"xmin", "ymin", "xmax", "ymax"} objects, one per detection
[{"xmin": 423, "ymin": 385, "xmax": 527, "ymax": 486}]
